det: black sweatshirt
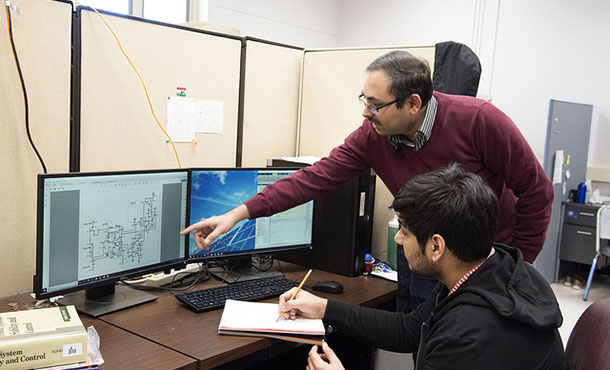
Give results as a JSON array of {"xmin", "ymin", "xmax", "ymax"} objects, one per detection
[{"xmin": 323, "ymin": 244, "xmax": 566, "ymax": 370}]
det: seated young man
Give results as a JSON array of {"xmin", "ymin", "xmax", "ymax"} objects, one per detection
[{"xmin": 278, "ymin": 163, "xmax": 566, "ymax": 370}]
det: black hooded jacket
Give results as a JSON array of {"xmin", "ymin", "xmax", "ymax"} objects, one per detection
[{"xmin": 323, "ymin": 244, "xmax": 566, "ymax": 370}]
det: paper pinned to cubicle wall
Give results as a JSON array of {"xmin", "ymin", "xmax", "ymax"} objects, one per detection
[
  {"xmin": 195, "ymin": 99, "xmax": 224, "ymax": 134},
  {"xmin": 167, "ymin": 97, "xmax": 224, "ymax": 142},
  {"xmin": 167, "ymin": 97, "xmax": 197, "ymax": 142},
  {"xmin": 552, "ymin": 150, "xmax": 564, "ymax": 185}
]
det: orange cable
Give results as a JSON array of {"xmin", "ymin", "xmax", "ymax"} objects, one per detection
[{"xmin": 89, "ymin": 6, "xmax": 182, "ymax": 168}]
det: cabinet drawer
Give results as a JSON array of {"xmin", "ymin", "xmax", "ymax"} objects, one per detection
[
  {"xmin": 564, "ymin": 206, "xmax": 597, "ymax": 227},
  {"xmin": 559, "ymin": 224, "xmax": 596, "ymax": 264}
]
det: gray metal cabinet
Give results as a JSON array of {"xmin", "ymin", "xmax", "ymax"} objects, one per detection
[
  {"xmin": 559, "ymin": 201, "xmax": 607, "ymax": 266},
  {"xmin": 538, "ymin": 99, "xmax": 592, "ymax": 282}
]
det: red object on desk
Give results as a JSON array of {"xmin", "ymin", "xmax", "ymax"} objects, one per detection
[{"xmin": 364, "ymin": 253, "xmax": 374, "ymax": 274}]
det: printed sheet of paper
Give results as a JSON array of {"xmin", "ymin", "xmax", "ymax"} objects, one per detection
[
  {"xmin": 218, "ymin": 300, "xmax": 325, "ymax": 335},
  {"xmin": 167, "ymin": 97, "xmax": 197, "ymax": 142},
  {"xmin": 552, "ymin": 150, "xmax": 564, "ymax": 185},
  {"xmin": 167, "ymin": 97, "xmax": 224, "ymax": 142},
  {"xmin": 195, "ymin": 99, "xmax": 223, "ymax": 133}
]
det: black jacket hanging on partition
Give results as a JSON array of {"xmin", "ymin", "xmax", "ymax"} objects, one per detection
[{"xmin": 433, "ymin": 41, "xmax": 481, "ymax": 97}]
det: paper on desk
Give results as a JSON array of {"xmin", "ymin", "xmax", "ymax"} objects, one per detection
[
  {"xmin": 552, "ymin": 150, "xmax": 563, "ymax": 185},
  {"xmin": 279, "ymin": 156, "xmax": 322, "ymax": 165},
  {"xmin": 218, "ymin": 300, "xmax": 325, "ymax": 335},
  {"xmin": 371, "ymin": 269, "xmax": 398, "ymax": 282}
]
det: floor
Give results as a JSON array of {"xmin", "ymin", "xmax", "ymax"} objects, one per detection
[{"xmin": 374, "ymin": 275, "xmax": 610, "ymax": 370}]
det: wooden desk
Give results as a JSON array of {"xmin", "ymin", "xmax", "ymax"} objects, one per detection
[
  {"xmin": 98, "ymin": 263, "xmax": 397, "ymax": 370},
  {"xmin": 0, "ymin": 295, "xmax": 197, "ymax": 370},
  {"xmin": 0, "ymin": 264, "xmax": 395, "ymax": 370}
]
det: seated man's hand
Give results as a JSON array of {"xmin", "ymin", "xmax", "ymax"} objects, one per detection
[
  {"xmin": 307, "ymin": 342, "xmax": 344, "ymax": 370},
  {"xmin": 180, "ymin": 204, "xmax": 249, "ymax": 250},
  {"xmin": 278, "ymin": 288, "xmax": 327, "ymax": 320}
]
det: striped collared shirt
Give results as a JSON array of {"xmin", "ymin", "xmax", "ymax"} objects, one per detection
[
  {"xmin": 448, "ymin": 247, "xmax": 496, "ymax": 296},
  {"xmin": 387, "ymin": 95, "xmax": 438, "ymax": 151}
]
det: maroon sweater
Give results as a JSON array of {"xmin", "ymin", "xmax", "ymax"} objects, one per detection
[{"xmin": 244, "ymin": 92, "xmax": 553, "ymax": 262}]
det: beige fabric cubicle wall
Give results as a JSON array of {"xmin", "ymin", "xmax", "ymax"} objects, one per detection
[
  {"xmin": 240, "ymin": 39, "xmax": 303, "ymax": 167},
  {"xmin": 0, "ymin": 0, "xmax": 72, "ymax": 296},
  {"xmin": 79, "ymin": 8, "xmax": 242, "ymax": 171},
  {"xmin": 298, "ymin": 46, "xmax": 435, "ymax": 260}
]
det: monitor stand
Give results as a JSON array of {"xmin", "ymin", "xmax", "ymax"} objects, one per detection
[
  {"xmin": 59, "ymin": 284, "xmax": 157, "ymax": 317},
  {"xmin": 208, "ymin": 256, "xmax": 283, "ymax": 284}
]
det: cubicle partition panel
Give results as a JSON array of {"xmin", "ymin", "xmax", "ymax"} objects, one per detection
[
  {"xmin": 0, "ymin": 0, "xmax": 72, "ymax": 296},
  {"xmin": 239, "ymin": 38, "xmax": 303, "ymax": 167},
  {"xmin": 77, "ymin": 8, "xmax": 242, "ymax": 171},
  {"xmin": 298, "ymin": 46, "xmax": 435, "ymax": 259}
]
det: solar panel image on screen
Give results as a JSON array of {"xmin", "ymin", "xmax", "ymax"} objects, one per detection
[
  {"xmin": 205, "ymin": 219, "xmax": 257, "ymax": 254},
  {"xmin": 188, "ymin": 168, "xmax": 313, "ymax": 259}
]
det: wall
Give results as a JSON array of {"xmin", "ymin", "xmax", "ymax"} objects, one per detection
[
  {"xmin": 338, "ymin": 0, "xmax": 610, "ymax": 171},
  {"xmin": 205, "ymin": 0, "xmax": 610, "ymax": 167},
  {"xmin": 5, "ymin": 0, "xmax": 609, "ymax": 295},
  {"xmin": 0, "ymin": 0, "xmax": 72, "ymax": 297},
  {"xmin": 491, "ymin": 0, "xmax": 610, "ymax": 167},
  {"xmin": 206, "ymin": 0, "xmax": 341, "ymax": 48}
]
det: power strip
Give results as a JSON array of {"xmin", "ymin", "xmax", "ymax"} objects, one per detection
[{"xmin": 145, "ymin": 263, "xmax": 201, "ymax": 287}]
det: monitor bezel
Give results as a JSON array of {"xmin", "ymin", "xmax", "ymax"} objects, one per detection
[
  {"xmin": 186, "ymin": 167, "xmax": 314, "ymax": 262},
  {"xmin": 35, "ymin": 168, "xmax": 190, "ymax": 300}
]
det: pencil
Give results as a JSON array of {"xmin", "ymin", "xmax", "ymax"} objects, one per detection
[{"xmin": 276, "ymin": 269, "xmax": 312, "ymax": 322}]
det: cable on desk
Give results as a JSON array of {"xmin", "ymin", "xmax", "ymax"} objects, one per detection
[
  {"xmin": 254, "ymin": 255, "xmax": 274, "ymax": 272},
  {"xmin": 210, "ymin": 255, "xmax": 276, "ymax": 284},
  {"xmin": 120, "ymin": 263, "xmax": 210, "ymax": 292}
]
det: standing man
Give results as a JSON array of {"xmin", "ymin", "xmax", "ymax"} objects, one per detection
[
  {"xmin": 182, "ymin": 50, "xmax": 553, "ymax": 313},
  {"xmin": 278, "ymin": 164, "xmax": 566, "ymax": 370}
]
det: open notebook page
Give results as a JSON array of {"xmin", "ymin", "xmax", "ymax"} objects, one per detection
[{"xmin": 218, "ymin": 299, "xmax": 325, "ymax": 335}]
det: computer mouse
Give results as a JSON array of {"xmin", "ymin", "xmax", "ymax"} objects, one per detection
[{"xmin": 312, "ymin": 280, "xmax": 343, "ymax": 294}]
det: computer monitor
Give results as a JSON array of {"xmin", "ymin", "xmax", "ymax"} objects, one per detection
[
  {"xmin": 35, "ymin": 169, "xmax": 189, "ymax": 317},
  {"xmin": 188, "ymin": 168, "xmax": 314, "ymax": 281}
]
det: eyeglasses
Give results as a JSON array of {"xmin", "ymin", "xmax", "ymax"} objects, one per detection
[{"xmin": 358, "ymin": 93, "xmax": 399, "ymax": 115}]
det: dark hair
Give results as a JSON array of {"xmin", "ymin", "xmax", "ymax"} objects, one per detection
[
  {"xmin": 366, "ymin": 50, "xmax": 433, "ymax": 109},
  {"xmin": 390, "ymin": 163, "xmax": 498, "ymax": 262}
]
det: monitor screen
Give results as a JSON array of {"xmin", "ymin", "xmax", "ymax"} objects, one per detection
[
  {"xmin": 188, "ymin": 168, "xmax": 313, "ymax": 260},
  {"xmin": 35, "ymin": 169, "xmax": 189, "ymax": 311}
]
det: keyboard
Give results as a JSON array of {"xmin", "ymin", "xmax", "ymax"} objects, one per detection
[{"xmin": 176, "ymin": 275, "xmax": 299, "ymax": 313}]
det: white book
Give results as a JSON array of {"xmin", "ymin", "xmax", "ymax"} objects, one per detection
[
  {"xmin": 0, "ymin": 306, "xmax": 87, "ymax": 369},
  {"xmin": 218, "ymin": 300, "xmax": 325, "ymax": 344}
]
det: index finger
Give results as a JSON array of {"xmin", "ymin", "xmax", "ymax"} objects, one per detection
[
  {"xmin": 279, "ymin": 287, "xmax": 298, "ymax": 303},
  {"xmin": 180, "ymin": 221, "xmax": 205, "ymax": 235}
]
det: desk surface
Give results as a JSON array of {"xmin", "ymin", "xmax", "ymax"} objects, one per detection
[
  {"xmin": 0, "ymin": 295, "xmax": 197, "ymax": 370},
  {"xmin": 1, "ymin": 263, "xmax": 396, "ymax": 370},
  {"xmin": 99, "ymin": 262, "xmax": 397, "ymax": 370}
]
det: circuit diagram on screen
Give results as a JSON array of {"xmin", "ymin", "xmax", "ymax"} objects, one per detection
[{"xmin": 80, "ymin": 191, "xmax": 160, "ymax": 274}]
